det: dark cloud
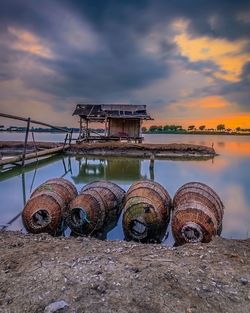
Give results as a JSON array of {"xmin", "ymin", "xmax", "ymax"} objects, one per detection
[
  {"xmin": 61, "ymin": 0, "xmax": 250, "ymax": 40},
  {"xmin": 221, "ymin": 62, "xmax": 250, "ymax": 109},
  {"xmin": 0, "ymin": 0, "xmax": 249, "ymax": 111},
  {"xmin": 30, "ymin": 50, "xmax": 167, "ymax": 101}
]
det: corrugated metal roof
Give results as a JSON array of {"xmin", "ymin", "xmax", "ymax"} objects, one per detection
[{"xmin": 73, "ymin": 104, "xmax": 152, "ymax": 120}]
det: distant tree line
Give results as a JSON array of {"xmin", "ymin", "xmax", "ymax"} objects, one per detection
[{"xmin": 142, "ymin": 124, "xmax": 250, "ymax": 133}]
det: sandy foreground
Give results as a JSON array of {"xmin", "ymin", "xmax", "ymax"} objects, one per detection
[{"xmin": 0, "ymin": 231, "xmax": 249, "ymax": 313}]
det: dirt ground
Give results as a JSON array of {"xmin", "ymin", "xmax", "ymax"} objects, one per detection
[{"xmin": 0, "ymin": 231, "xmax": 249, "ymax": 313}]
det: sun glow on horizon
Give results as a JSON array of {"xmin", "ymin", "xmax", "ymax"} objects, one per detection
[
  {"xmin": 144, "ymin": 95, "xmax": 250, "ymax": 129},
  {"xmin": 144, "ymin": 112, "xmax": 250, "ymax": 129}
]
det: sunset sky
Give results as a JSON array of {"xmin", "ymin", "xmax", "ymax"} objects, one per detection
[{"xmin": 0, "ymin": 0, "xmax": 250, "ymax": 128}]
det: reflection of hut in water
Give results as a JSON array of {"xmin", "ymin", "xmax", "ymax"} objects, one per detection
[
  {"xmin": 73, "ymin": 157, "xmax": 106, "ymax": 183},
  {"xmin": 72, "ymin": 156, "xmax": 148, "ymax": 184}
]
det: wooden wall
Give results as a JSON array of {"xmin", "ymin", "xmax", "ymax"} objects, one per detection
[{"xmin": 108, "ymin": 118, "xmax": 140, "ymax": 138}]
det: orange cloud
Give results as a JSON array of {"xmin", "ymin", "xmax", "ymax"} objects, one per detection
[
  {"xmin": 8, "ymin": 27, "xmax": 54, "ymax": 59},
  {"xmin": 162, "ymin": 95, "xmax": 233, "ymax": 122},
  {"xmin": 175, "ymin": 32, "xmax": 250, "ymax": 82},
  {"xmin": 183, "ymin": 96, "xmax": 229, "ymax": 109}
]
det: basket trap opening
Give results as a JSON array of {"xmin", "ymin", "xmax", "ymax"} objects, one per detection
[
  {"xmin": 130, "ymin": 219, "xmax": 147, "ymax": 237},
  {"xmin": 71, "ymin": 208, "xmax": 89, "ymax": 227},
  {"xmin": 182, "ymin": 223, "xmax": 203, "ymax": 243},
  {"xmin": 32, "ymin": 210, "xmax": 50, "ymax": 227}
]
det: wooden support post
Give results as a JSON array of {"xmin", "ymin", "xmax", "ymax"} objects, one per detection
[
  {"xmin": 63, "ymin": 133, "xmax": 69, "ymax": 151},
  {"xmin": 107, "ymin": 118, "xmax": 110, "ymax": 138},
  {"xmin": 86, "ymin": 119, "xmax": 89, "ymax": 141},
  {"xmin": 21, "ymin": 171, "xmax": 26, "ymax": 205},
  {"xmin": 149, "ymin": 154, "xmax": 155, "ymax": 181},
  {"xmin": 79, "ymin": 117, "xmax": 82, "ymax": 140},
  {"xmin": 139, "ymin": 119, "xmax": 142, "ymax": 143},
  {"xmin": 22, "ymin": 117, "xmax": 30, "ymax": 167},
  {"xmin": 31, "ymin": 128, "xmax": 38, "ymax": 163},
  {"xmin": 104, "ymin": 117, "xmax": 108, "ymax": 137},
  {"xmin": 69, "ymin": 129, "xmax": 73, "ymax": 145}
]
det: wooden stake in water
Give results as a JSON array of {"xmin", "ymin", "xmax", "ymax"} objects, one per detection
[{"xmin": 22, "ymin": 117, "xmax": 31, "ymax": 167}]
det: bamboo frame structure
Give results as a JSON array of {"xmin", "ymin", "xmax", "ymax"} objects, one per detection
[
  {"xmin": 0, "ymin": 145, "xmax": 70, "ymax": 166},
  {"xmin": 0, "ymin": 112, "xmax": 72, "ymax": 167}
]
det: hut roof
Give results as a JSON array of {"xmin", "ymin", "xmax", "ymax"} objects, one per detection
[{"xmin": 73, "ymin": 104, "xmax": 152, "ymax": 120}]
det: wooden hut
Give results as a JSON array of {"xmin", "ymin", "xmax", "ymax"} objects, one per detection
[{"xmin": 73, "ymin": 104, "xmax": 152, "ymax": 142}]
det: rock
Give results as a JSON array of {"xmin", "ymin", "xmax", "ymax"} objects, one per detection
[
  {"xmin": 240, "ymin": 277, "xmax": 248, "ymax": 285},
  {"xmin": 44, "ymin": 300, "xmax": 69, "ymax": 313}
]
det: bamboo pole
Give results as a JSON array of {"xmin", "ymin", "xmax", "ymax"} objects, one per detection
[
  {"xmin": 0, "ymin": 154, "xmax": 61, "ymax": 182},
  {"xmin": 0, "ymin": 145, "xmax": 70, "ymax": 166},
  {"xmin": 0, "ymin": 112, "xmax": 71, "ymax": 133},
  {"xmin": 79, "ymin": 117, "xmax": 82, "ymax": 140},
  {"xmin": 22, "ymin": 117, "xmax": 30, "ymax": 167}
]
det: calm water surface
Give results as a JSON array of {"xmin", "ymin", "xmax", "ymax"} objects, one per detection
[{"xmin": 0, "ymin": 133, "xmax": 249, "ymax": 245}]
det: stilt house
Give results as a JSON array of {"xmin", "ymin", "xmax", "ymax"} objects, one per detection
[{"xmin": 73, "ymin": 104, "xmax": 152, "ymax": 142}]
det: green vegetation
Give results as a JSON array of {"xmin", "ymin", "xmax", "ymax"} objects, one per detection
[
  {"xmin": 188, "ymin": 125, "xmax": 195, "ymax": 131},
  {"xmin": 216, "ymin": 124, "xmax": 225, "ymax": 131},
  {"xmin": 142, "ymin": 124, "xmax": 250, "ymax": 135}
]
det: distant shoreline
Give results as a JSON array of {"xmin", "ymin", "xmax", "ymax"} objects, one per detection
[
  {"xmin": 143, "ymin": 131, "xmax": 250, "ymax": 136},
  {"xmin": 0, "ymin": 129, "xmax": 80, "ymax": 133},
  {"xmin": 1, "ymin": 129, "xmax": 250, "ymax": 136}
]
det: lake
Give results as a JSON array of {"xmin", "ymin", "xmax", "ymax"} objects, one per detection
[{"xmin": 0, "ymin": 133, "xmax": 250, "ymax": 245}]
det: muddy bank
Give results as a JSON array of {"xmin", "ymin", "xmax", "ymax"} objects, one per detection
[
  {"xmin": 69, "ymin": 142, "xmax": 216, "ymax": 158},
  {"xmin": 0, "ymin": 141, "xmax": 216, "ymax": 159},
  {"xmin": 0, "ymin": 231, "xmax": 249, "ymax": 313}
]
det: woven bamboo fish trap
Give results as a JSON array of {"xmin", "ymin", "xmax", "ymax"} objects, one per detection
[
  {"xmin": 123, "ymin": 180, "xmax": 172, "ymax": 243},
  {"xmin": 31, "ymin": 178, "xmax": 77, "ymax": 203},
  {"xmin": 81, "ymin": 180, "xmax": 125, "ymax": 221},
  {"xmin": 172, "ymin": 182, "xmax": 224, "ymax": 245},
  {"xmin": 64, "ymin": 180, "xmax": 125, "ymax": 236},
  {"xmin": 22, "ymin": 178, "xmax": 77, "ymax": 235}
]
